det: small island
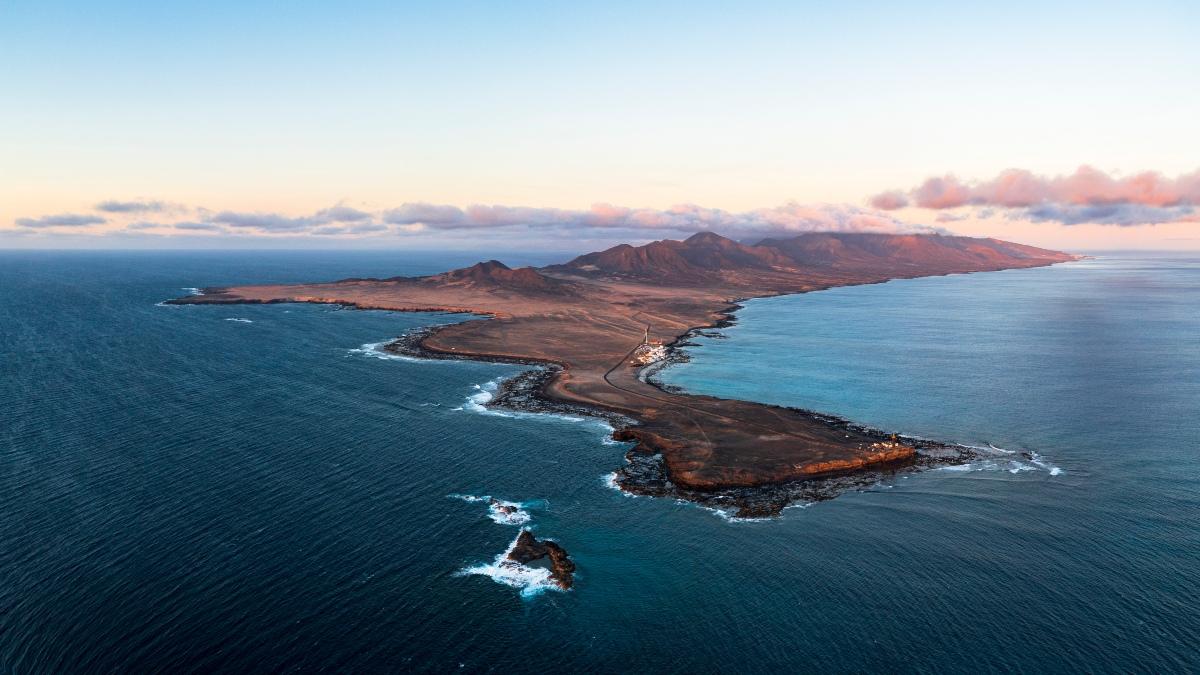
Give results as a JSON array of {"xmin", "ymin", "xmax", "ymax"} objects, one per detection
[{"xmin": 171, "ymin": 232, "xmax": 1075, "ymax": 516}]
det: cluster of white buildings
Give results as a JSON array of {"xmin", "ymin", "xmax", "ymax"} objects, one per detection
[{"xmin": 630, "ymin": 325, "xmax": 668, "ymax": 366}]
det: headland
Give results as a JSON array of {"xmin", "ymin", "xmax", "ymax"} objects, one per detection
[{"xmin": 170, "ymin": 232, "xmax": 1076, "ymax": 516}]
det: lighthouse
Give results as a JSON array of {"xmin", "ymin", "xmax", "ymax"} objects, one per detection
[{"xmin": 631, "ymin": 323, "xmax": 667, "ymax": 366}]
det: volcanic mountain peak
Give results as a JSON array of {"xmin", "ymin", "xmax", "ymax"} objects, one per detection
[
  {"xmin": 545, "ymin": 231, "xmax": 793, "ymax": 281},
  {"xmin": 543, "ymin": 230, "xmax": 1075, "ymax": 285},
  {"xmin": 428, "ymin": 259, "xmax": 575, "ymax": 294},
  {"xmin": 685, "ymin": 231, "xmax": 733, "ymax": 245},
  {"xmin": 755, "ymin": 232, "xmax": 1075, "ymax": 269}
]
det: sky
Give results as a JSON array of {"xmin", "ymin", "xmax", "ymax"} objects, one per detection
[{"xmin": 2, "ymin": 0, "xmax": 1198, "ymax": 251}]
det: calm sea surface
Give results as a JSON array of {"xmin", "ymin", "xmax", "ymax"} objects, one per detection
[{"xmin": 1, "ymin": 250, "xmax": 1197, "ymax": 672}]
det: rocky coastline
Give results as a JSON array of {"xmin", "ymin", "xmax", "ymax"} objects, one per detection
[
  {"xmin": 384, "ymin": 327, "xmax": 635, "ymax": 427},
  {"xmin": 384, "ymin": 321, "xmax": 990, "ymax": 519},
  {"xmin": 170, "ymin": 232, "xmax": 1075, "ymax": 519}
]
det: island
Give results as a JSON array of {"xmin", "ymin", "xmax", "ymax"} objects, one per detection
[{"xmin": 171, "ymin": 232, "xmax": 1076, "ymax": 516}]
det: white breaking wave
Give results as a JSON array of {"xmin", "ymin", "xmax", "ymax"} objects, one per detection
[
  {"xmin": 593, "ymin": 420, "xmax": 624, "ymax": 445},
  {"xmin": 601, "ymin": 472, "xmax": 639, "ymax": 498},
  {"xmin": 695, "ymin": 500, "xmax": 815, "ymax": 523},
  {"xmin": 457, "ymin": 529, "xmax": 563, "ymax": 598},
  {"xmin": 345, "ymin": 341, "xmax": 422, "ymax": 362},
  {"xmin": 457, "ymin": 379, "xmax": 503, "ymax": 414},
  {"xmin": 182, "ymin": 287, "xmax": 203, "ymax": 296},
  {"xmin": 939, "ymin": 446, "xmax": 1064, "ymax": 476},
  {"xmin": 1027, "ymin": 451, "xmax": 1064, "ymax": 476},
  {"xmin": 453, "ymin": 379, "xmax": 587, "ymax": 425},
  {"xmin": 224, "ymin": 318, "xmax": 253, "ymax": 324},
  {"xmin": 450, "ymin": 494, "xmax": 532, "ymax": 526},
  {"xmin": 695, "ymin": 502, "xmax": 778, "ymax": 524}
]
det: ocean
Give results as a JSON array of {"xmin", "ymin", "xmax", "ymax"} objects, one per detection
[{"xmin": 1, "ymin": 250, "xmax": 1197, "ymax": 672}]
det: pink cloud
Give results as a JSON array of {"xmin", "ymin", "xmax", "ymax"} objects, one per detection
[
  {"xmin": 869, "ymin": 190, "xmax": 909, "ymax": 210},
  {"xmin": 912, "ymin": 175, "xmax": 975, "ymax": 209},
  {"xmin": 879, "ymin": 166, "xmax": 1200, "ymax": 210},
  {"xmin": 978, "ymin": 169, "xmax": 1049, "ymax": 207}
]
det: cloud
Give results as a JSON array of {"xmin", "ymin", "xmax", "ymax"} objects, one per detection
[
  {"xmin": 935, "ymin": 212, "xmax": 969, "ymax": 223},
  {"xmin": 15, "ymin": 213, "xmax": 107, "ymax": 228},
  {"xmin": 311, "ymin": 222, "xmax": 389, "ymax": 236},
  {"xmin": 314, "ymin": 205, "xmax": 372, "ymax": 222},
  {"xmin": 1020, "ymin": 204, "xmax": 1194, "ymax": 226},
  {"xmin": 383, "ymin": 201, "xmax": 931, "ymax": 237},
  {"xmin": 871, "ymin": 166, "xmax": 1200, "ymax": 225},
  {"xmin": 172, "ymin": 221, "xmax": 225, "ymax": 232},
  {"xmin": 913, "ymin": 175, "xmax": 976, "ymax": 209},
  {"xmin": 210, "ymin": 204, "xmax": 377, "ymax": 231},
  {"xmin": 127, "ymin": 220, "xmax": 225, "ymax": 233},
  {"xmin": 869, "ymin": 190, "xmax": 909, "ymax": 210},
  {"xmin": 208, "ymin": 211, "xmax": 320, "ymax": 231},
  {"xmin": 18, "ymin": 200, "xmax": 936, "ymax": 241},
  {"xmin": 95, "ymin": 199, "xmax": 168, "ymax": 213}
]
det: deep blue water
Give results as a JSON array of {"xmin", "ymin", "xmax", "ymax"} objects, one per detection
[{"xmin": 1, "ymin": 251, "xmax": 1197, "ymax": 673}]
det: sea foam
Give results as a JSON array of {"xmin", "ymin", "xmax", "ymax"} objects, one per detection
[
  {"xmin": 346, "ymin": 341, "xmax": 422, "ymax": 362},
  {"xmin": 940, "ymin": 445, "xmax": 1064, "ymax": 476},
  {"xmin": 453, "ymin": 379, "xmax": 586, "ymax": 425},
  {"xmin": 449, "ymin": 494, "xmax": 533, "ymax": 526},
  {"xmin": 458, "ymin": 379, "xmax": 504, "ymax": 415},
  {"xmin": 601, "ymin": 472, "xmax": 641, "ymax": 498},
  {"xmin": 457, "ymin": 529, "xmax": 562, "ymax": 598}
]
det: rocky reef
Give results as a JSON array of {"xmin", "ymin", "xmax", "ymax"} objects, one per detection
[{"xmin": 507, "ymin": 530, "xmax": 576, "ymax": 590}]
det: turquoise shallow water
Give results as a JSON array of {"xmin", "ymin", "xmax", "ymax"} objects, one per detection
[{"xmin": 1, "ymin": 251, "xmax": 1198, "ymax": 672}]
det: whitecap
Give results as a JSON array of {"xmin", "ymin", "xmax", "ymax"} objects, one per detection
[
  {"xmin": 182, "ymin": 287, "xmax": 203, "ymax": 296},
  {"xmin": 463, "ymin": 380, "xmax": 501, "ymax": 414},
  {"xmin": 224, "ymin": 318, "xmax": 254, "ymax": 324},
  {"xmin": 454, "ymin": 379, "xmax": 587, "ymax": 424},
  {"xmin": 699, "ymin": 504, "xmax": 773, "ymax": 524},
  {"xmin": 938, "ymin": 460, "xmax": 1001, "ymax": 473},
  {"xmin": 1027, "ymin": 451, "xmax": 1065, "ymax": 476},
  {"xmin": 449, "ymin": 494, "xmax": 532, "ymax": 526},
  {"xmin": 601, "ymin": 472, "xmax": 639, "ymax": 498},
  {"xmin": 345, "ymin": 341, "xmax": 422, "ymax": 362},
  {"xmin": 940, "ymin": 451, "xmax": 1063, "ymax": 476},
  {"xmin": 593, "ymin": 420, "xmax": 623, "ymax": 445},
  {"xmin": 457, "ymin": 530, "xmax": 563, "ymax": 598}
]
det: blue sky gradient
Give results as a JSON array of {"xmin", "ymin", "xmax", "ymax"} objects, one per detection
[{"xmin": 3, "ymin": 1, "xmax": 1197, "ymax": 249}]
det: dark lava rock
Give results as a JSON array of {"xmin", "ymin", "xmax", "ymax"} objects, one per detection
[
  {"xmin": 507, "ymin": 530, "xmax": 576, "ymax": 590},
  {"xmin": 489, "ymin": 498, "xmax": 518, "ymax": 518}
]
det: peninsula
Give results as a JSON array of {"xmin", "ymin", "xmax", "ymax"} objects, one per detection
[{"xmin": 171, "ymin": 232, "xmax": 1075, "ymax": 516}]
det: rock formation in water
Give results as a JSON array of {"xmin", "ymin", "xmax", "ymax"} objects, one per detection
[{"xmin": 507, "ymin": 530, "xmax": 575, "ymax": 589}]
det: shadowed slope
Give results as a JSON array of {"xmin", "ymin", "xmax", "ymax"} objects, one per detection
[{"xmin": 547, "ymin": 231, "xmax": 1074, "ymax": 286}]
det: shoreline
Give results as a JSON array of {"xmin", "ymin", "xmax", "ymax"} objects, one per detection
[
  {"xmin": 169, "ymin": 234, "xmax": 1077, "ymax": 517},
  {"xmin": 382, "ymin": 289, "xmax": 993, "ymax": 519}
]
